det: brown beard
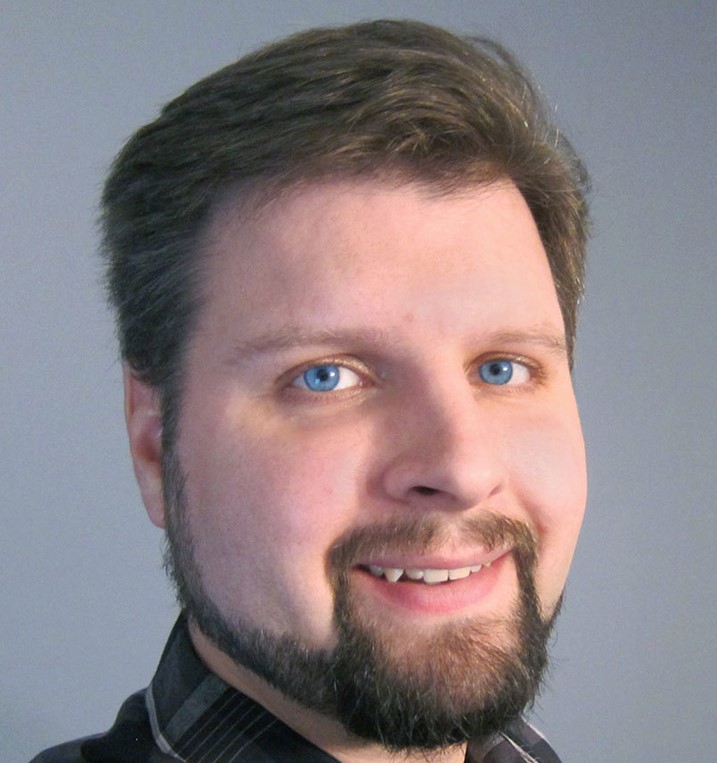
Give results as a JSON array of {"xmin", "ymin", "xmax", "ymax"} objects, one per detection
[{"xmin": 162, "ymin": 447, "xmax": 558, "ymax": 751}]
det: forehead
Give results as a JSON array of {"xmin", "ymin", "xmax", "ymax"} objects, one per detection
[{"xmin": 197, "ymin": 179, "xmax": 563, "ymax": 343}]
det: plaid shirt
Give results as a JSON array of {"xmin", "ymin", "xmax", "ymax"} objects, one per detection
[{"xmin": 33, "ymin": 615, "xmax": 562, "ymax": 763}]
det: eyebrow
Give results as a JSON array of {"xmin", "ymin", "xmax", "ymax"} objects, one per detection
[
  {"xmin": 230, "ymin": 328, "xmax": 393, "ymax": 359},
  {"xmin": 485, "ymin": 329, "xmax": 568, "ymax": 357},
  {"xmin": 229, "ymin": 326, "xmax": 567, "ymax": 360}
]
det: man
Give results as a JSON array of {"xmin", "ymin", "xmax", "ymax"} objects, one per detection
[{"xmin": 35, "ymin": 18, "xmax": 589, "ymax": 763}]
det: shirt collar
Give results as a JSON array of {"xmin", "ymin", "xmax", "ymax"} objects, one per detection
[{"xmin": 145, "ymin": 614, "xmax": 336, "ymax": 761}]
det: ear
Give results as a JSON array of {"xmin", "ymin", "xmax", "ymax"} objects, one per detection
[{"xmin": 123, "ymin": 365, "xmax": 166, "ymax": 528}]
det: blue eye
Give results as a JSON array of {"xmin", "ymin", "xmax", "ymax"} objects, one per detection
[
  {"xmin": 478, "ymin": 359, "xmax": 528, "ymax": 386},
  {"xmin": 293, "ymin": 363, "xmax": 361, "ymax": 392},
  {"xmin": 303, "ymin": 365, "xmax": 340, "ymax": 391}
]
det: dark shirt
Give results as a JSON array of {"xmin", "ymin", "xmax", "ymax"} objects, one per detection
[{"xmin": 32, "ymin": 615, "xmax": 562, "ymax": 762}]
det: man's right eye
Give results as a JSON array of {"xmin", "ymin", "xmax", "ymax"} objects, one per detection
[
  {"xmin": 477, "ymin": 358, "xmax": 531, "ymax": 387},
  {"xmin": 291, "ymin": 363, "xmax": 362, "ymax": 392}
]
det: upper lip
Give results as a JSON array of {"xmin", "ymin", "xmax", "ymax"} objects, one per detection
[{"xmin": 357, "ymin": 549, "xmax": 509, "ymax": 571}]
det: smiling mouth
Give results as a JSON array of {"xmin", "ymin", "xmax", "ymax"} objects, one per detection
[{"xmin": 363, "ymin": 561, "xmax": 492, "ymax": 585}]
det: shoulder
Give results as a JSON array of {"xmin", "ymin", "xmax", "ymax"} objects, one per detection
[
  {"xmin": 29, "ymin": 737, "xmax": 89, "ymax": 763},
  {"xmin": 29, "ymin": 690, "xmax": 175, "ymax": 763}
]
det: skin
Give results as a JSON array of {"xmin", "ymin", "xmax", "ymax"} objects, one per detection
[{"xmin": 125, "ymin": 179, "xmax": 587, "ymax": 763}]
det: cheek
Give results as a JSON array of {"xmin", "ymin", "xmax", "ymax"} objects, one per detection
[
  {"xmin": 239, "ymin": 426, "xmax": 367, "ymax": 542},
  {"xmin": 176, "ymin": 409, "xmax": 370, "ymax": 637},
  {"xmin": 507, "ymin": 414, "xmax": 587, "ymax": 601},
  {"xmin": 182, "ymin": 399, "xmax": 364, "ymax": 524}
]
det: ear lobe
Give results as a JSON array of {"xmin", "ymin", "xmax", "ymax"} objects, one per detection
[{"xmin": 123, "ymin": 366, "xmax": 166, "ymax": 528}]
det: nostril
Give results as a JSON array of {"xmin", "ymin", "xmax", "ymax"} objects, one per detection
[{"xmin": 413, "ymin": 485, "xmax": 439, "ymax": 496}]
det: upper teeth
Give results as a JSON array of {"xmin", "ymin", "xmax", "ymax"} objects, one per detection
[{"xmin": 367, "ymin": 562, "xmax": 490, "ymax": 585}]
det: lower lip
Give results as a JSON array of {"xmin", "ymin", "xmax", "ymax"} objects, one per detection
[{"xmin": 351, "ymin": 553, "xmax": 511, "ymax": 618}]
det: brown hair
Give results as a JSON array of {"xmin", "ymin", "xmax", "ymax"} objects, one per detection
[{"xmin": 102, "ymin": 18, "xmax": 589, "ymax": 408}]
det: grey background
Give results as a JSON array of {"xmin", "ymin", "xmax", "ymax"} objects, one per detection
[{"xmin": 2, "ymin": 2, "xmax": 715, "ymax": 761}]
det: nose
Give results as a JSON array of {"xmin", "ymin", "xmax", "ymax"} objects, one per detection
[{"xmin": 378, "ymin": 380, "xmax": 506, "ymax": 512}]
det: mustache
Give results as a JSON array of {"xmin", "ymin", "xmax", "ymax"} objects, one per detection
[{"xmin": 327, "ymin": 513, "xmax": 537, "ymax": 582}]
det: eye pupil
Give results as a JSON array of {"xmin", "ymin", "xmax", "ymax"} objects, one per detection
[
  {"xmin": 303, "ymin": 365, "xmax": 340, "ymax": 391},
  {"xmin": 479, "ymin": 360, "xmax": 513, "ymax": 385}
]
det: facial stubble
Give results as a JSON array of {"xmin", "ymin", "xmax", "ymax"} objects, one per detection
[{"xmin": 161, "ymin": 448, "xmax": 558, "ymax": 751}]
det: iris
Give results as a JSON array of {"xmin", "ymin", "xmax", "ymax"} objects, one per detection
[
  {"xmin": 303, "ymin": 364, "xmax": 341, "ymax": 391},
  {"xmin": 478, "ymin": 360, "xmax": 514, "ymax": 385}
]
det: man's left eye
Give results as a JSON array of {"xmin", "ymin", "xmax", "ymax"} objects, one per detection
[
  {"xmin": 477, "ymin": 359, "xmax": 531, "ymax": 386},
  {"xmin": 292, "ymin": 363, "xmax": 362, "ymax": 392}
]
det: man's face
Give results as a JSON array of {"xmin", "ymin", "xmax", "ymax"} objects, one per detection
[{"xmin": 147, "ymin": 179, "xmax": 586, "ymax": 745}]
